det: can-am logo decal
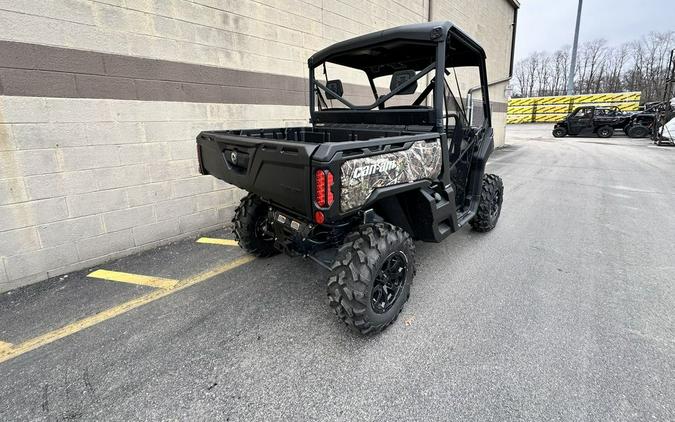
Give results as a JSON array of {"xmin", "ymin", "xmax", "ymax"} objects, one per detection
[{"xmin": 351, "ymin": 160, "xmax": 397, "ymax": 179}]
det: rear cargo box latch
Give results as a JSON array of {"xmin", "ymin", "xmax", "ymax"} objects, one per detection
[{"xmin": 222, "ymin": 148, "xmax": 249, "ymax": 173}]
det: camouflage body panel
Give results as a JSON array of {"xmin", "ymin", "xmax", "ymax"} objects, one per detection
[{"xmin": 340, "ymin": 139, "xmax": 442, "ymax": 212}]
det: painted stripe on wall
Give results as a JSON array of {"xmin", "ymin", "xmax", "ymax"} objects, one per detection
[
  {"xmin": 0, "ymin": 40, "xmax": 308, "ymax": 105},
  {"xmin": 0, "ymin": 40, "xmax": 506, "ymax": 112}
]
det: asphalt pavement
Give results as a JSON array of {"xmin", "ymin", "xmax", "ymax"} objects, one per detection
[{"xmin": 0, "ymin": 124, "xmax": 673, "ymax": 421}]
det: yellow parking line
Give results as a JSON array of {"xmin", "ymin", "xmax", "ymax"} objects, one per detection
[
  {"xmin": 88, "ymin": 269, "xmax": 178, "ymax": 290},
  {"xmin": 0, "ymin": 255, "xmax": 255, "ymax": 365},
  {"xmin": 0, "ymin": 341, "xmax": 12, "ymax": 353},
  {"xmin": 197, "ymin": 237, "xmax": 239, "ymax": 246}
]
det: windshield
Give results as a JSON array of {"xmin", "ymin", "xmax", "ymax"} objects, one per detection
[
  {"xmin": 572, "ymin": 108, "xmax": 593, "ymax": 118},
  {"xmin": 596, "ymin": 108, "xmax": 618, "ymax": 116},
  {"xmin": 314, "ymin": 62, "xmax": 426, "ymax": 109},
  {"xmin": 312, "ymin": 62, "xmax": 487, "ymax": 128},
  {"xmin": 312, "ymin": 60, "xmax": 438, "ymax": 111}
]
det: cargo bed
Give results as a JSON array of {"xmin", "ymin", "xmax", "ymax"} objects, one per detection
[{"xmin": 197, "ymin": 126, "xmax": 437, "ymax": 219}]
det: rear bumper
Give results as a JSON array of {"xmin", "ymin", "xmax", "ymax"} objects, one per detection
[{"xmin": 197, "ymin": 130, "xmax": 318, "ymax": 218}]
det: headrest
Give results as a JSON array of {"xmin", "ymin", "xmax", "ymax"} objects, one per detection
[
  {"xmin": 325, "ymin": 80, "xmax": 343, "ymax": 99},
  {"xmin": 390, "ymin": 70, "xmax": 417, "ymax": 95}
]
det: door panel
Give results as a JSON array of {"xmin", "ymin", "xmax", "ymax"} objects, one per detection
[{"xmin": 568, "ymin": 109, "xmax": 593, "ymax": 135}]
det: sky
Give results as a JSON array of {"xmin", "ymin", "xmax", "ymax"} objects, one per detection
[{"xmin": 514, "ymin": 0, "xmax": 675, "ymax": 62}]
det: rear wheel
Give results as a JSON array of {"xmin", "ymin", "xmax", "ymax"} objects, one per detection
[
  {"xmin": 627, "ymin": 125, "xmax": 650, "ymax": 138},
  {"xmin": 552, "ymin": 127, "xmax": 567, "ymax": 138},
  {"xmin": 470, "ymin": 174, "xmax": 504, "ymax": 232},
  {"xmin": 232, "ymin": 194, "xmax": 278, "ymax": 257},
  {"xmin": 597, "ymin": 126, "xmax": 614, "ymax": 138},
  {"xmin": 327, "ymin": 223, "xmax": 414, "ymax": 335}
]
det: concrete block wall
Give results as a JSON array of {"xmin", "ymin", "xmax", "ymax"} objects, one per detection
[
  {"xmin": 0, "ymin": 0, "xmax": 517, "ymax": 291},
  {"xmin": 431, "ymin": 0, "xmax": 516, "ymax": 145},
  {"xmin": 0, "ymin": 96, "xmax": 307, "ymax": 291}
]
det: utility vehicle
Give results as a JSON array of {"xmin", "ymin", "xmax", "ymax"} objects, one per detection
[
  {"xmin": 623, "ymin": 109, "xmax": 655, "ymax": 138},
  {"xmin": 552, "ymin": 105, "xmax": 633, "ymax": 138},
  {"xmin": 197, "ymin": 22, "xmax": 503, "ymax": 334}
]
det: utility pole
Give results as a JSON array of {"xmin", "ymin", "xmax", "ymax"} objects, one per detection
[{"xmin": 566, "ymin": 0, "xmax": 583, "ymax": 95}]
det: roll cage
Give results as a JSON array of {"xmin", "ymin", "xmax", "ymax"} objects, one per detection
[{"xmin": 307, "ymin": 21, "xmax": 492, "ymax": 131}]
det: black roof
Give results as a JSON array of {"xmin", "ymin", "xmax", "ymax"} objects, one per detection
[{"xmin": 308, "ymin": 21, "xmax": 486, "ymax": 77}]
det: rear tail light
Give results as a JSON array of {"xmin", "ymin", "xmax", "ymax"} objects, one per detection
[
  {"xmin": 326, "ymin": 171, "xmax": 334, "ymax": 205},
  {"xmin": 315, "ymin": 170, "xmax": 326, "ymax": 207},
  {"xmin": 314, "ymin": 169, "xmax": 334, "ymax": 208}
]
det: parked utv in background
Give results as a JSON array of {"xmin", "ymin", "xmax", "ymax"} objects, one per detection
[
  {"xmin": 624, "ymin": 108, "xmax": 655, "ymax": 138},
  {"xmin": 197, "ymin": 22, "xmax": 503, "ymax": 334},
  {"xmin": 552, "ymin": 105, "xmax": 638, "ymax": 138}
]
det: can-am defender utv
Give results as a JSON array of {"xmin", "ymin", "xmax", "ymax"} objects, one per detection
[
  {"xmin": 623, "ymin": 107, "xmax": 656, "ymax": 138},
  {"xmin": 197, "ymin": 22, "xmax": 503, "ymax": 334},
  {"xmin": 552, "ymin": 105, "xmax": 633, "ymax": 138}
]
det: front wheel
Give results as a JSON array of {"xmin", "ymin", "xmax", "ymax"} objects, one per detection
[
  {"xmin": 470, "ymin": 174, "xmax": 504, "ymax": 232},
  {"xmin": 552, "ymin": 127, "xmax": 567, "ymax": 138},
  {"xmin": 232, "ymin": 194, "xmax": 278, "ymax": 257},
  {"xmin": 327, "ymin": 223, "xmax": 415, "ymax": 335},
  {"xmin": 597, "ymin": 126, "xmax": 614, "ymax": 138}
]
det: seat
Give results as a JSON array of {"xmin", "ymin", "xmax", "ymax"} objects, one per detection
[
  {"xmin": 448, "ymin": 115, "xmax": 464, "ymax": 163},
  {"xmin": 389, "ymin": 70, "xmax": 418, "ymax": 94}
]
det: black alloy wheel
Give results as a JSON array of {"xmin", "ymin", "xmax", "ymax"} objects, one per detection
[
  {"xmin": 371, "ymin": 251, "xmax": 408, "ymax": 314},
  {"xmin": 597, "ymin": 126, "xmax": 614, "ymax": 138},
  {"xmin": 327, "ymin": 223, "xmax": 415, "ymax": 334},
  {"xmin": 552, "ymin": 127, "xmax": 567, "ymax": 138}
]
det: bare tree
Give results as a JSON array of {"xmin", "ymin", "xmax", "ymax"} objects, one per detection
[
  {"xmin": 513, "ymin": 59, "xmax": 529, "ymax": 98},
  {"xmin": 623, "ymin": 40, "xmax": 644, "ymax": 93},
  {"xmin": 511, "ymin": 31, "xmax": 675, "ymax": 102},
  {"xmin": 603, "ymin": 44, "xmax": 628, "ymax": 92},
  {"xmin": 513, "ymin": 54, "xmax": 539, "ymax": 97},
  {"xmin": 525, "ymin": 53, "xmax": 539, "ymax": 97},
  {"xmin": 535, "ymin": 53, "xmax": 551, "ymax": 96},
  {"xmin": 642, "ymin": 31, "xmax": 675, "ymax": 100},
  {"xmin": 550, "ymin": 47, "xmax": 570, "ymax": 95},
  {"xmin": 575, "ymin": 39, "xmax": 607, "ymax": 94}
]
